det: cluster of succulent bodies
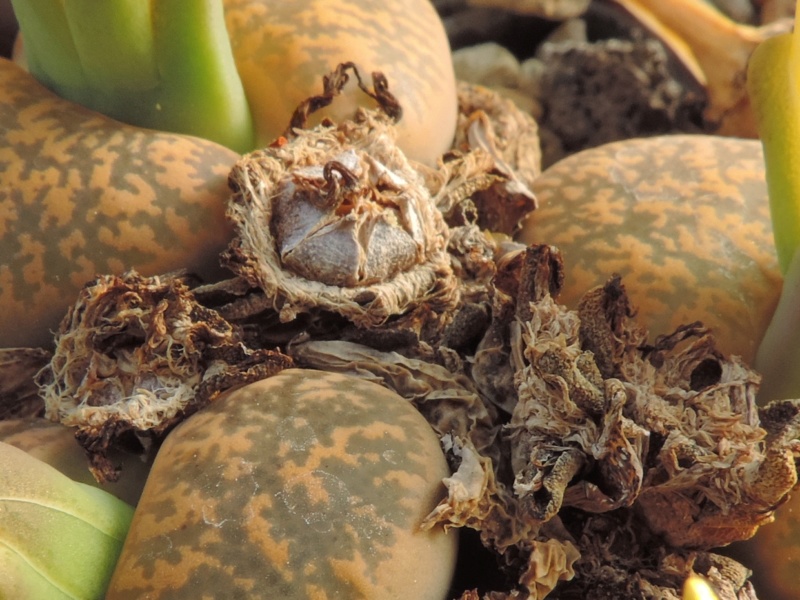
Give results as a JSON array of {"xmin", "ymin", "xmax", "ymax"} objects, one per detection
[
  {"xmin": 17, "ymin": 74, "xmax": 799, "ymax": 599},
  {"xmin": 4, "ymin": 2, "xmax": 800, "ymax": 598}
]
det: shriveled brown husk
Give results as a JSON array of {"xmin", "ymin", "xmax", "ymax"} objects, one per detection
[
  {"xmin": 214, "ymin": 78, "xmax": 539, "ymax": 350},
  {"xmin": 37, "ymin": 270, "xmax": 292, "ymax": 482},
  {"xmin": 292, "ymin": 245, "xmax": 800, "ymax": 599},
  {"xmin": 223, "ymin": 109, "xmax": 459, "ymax": 328}
]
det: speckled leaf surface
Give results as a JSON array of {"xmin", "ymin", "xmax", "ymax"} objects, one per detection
[{"xmin": 107, "ymin": 368, "xmax": 457, "ymax": 599}]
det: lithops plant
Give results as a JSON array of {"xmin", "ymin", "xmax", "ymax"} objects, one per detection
[
  {"xmin": 0, "ymin": 57, "xmax": 239, "ymax": 350},
  {"xmin": 0, "ymin": 418, "xmax": 150, "ymax": 505},
  {"xmin": 12, "ymin": 0, "xmax": 458, "ymax": 164},
  {"xmin": 516, "ymin": 134, "xmax": 780, "ymax": 364},
  {"xmin": 106, "ymin": 369, "xmax": 458, "ymax": 600},
  {"xmin": 0, "ymin": 441, "xmax": 134, "ymax": 600},
  {"xmin": 221, "ymin": 0, "xmax": 457, "ymax": 165}
]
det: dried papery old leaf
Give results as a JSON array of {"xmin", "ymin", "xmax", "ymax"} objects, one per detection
[
  {"xmin": 288, "ymin": 338, "xmax": 499, "ymax": 461},
  {"xmin": 458, "ymin": 244, "xmax": 800, "ymax": 597},
  {"xmin": 509, "ymin": 253, "xmax": 799, "ymax": 544},
  {"xmin": 201, "ymin": 77, "xmax": 539, "ymax": 349},
  {"xmin": 0, "ymin": 347, "xmax": 51, "ymax": 418},
  {"xmin": 556, "ymin": 510, "xmax": 759, "ymax": 599},
  {"xmin": 37, "ymin": 271, "xmax": 292, "ymax": 482},
  {"xmin": 472, "ymin": 243, "xmax": 568, "ymax": 415},
  {"xmin": 223, "ymin": 108, "xmax": 459, "ymax": 328},
  {"xmin": 425, "ymin": 82, "xmax": 539, "ymax": 237}
]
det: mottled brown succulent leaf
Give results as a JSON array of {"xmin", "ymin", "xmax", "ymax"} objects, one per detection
[
  {"xmin": 288, "ymin": 339, "xmax": 498, "ymax": 453},
  {"xmin": 107, "ymin": 369, "xmax": 457, "ymax": 599},
  {"xmin": 286, "ymin": 339, "xmax": 541, "ymax": 560},
  {"xmin": 520, "ymin": 135, "xmax": 779, "ymax": 364}
]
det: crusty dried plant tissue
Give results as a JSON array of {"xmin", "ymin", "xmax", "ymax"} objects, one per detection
[
  {"xmin": 37, "ymin": 271, "xmax": 292, "ymax": 482},
  {"xmin": 0, "ymin": 347, "xmax": 50, "ymax": 418},
  {"xmin": 475, "ymin": 247, "xmax": 797, "ymax": 598},
  {"xmin": 291, "ymin": 245, "xmax": 800, "ymax": 599},
  {"xmin": 224, "ymin": 109, "xmax": 458, "ymax": 327},
  {"xmin": 218, "ymin": 79, "xmax": 537, "ymax": 340},
  {"xmin": 22, "ymin": 69, "xmax": 800, "ymax": 598}
]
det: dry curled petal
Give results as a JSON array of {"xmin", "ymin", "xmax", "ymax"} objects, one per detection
[
  {"xmin": 518, "ymin": 537, "xmax": 580, "ymax": 599},
  {"xmin": 426, "ymin": 81, "xmax": 540, "ymax": 236},
  {"xmin": 502, "ymin": 256, "xmax": 797, "ymax": 547}
]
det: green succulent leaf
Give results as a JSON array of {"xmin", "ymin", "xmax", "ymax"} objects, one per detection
[
  {"xmin": 748, "ymin": 0, "xmax": 800, "ymax": 401},
  {"xmin": 10, "ymin": 0, "xmax": 255, "ymax": 153},
  {"xmin": 747, "ymin": 16, "xmax": 800, "ymax": 276},
  {"xmin": 0, "ymin": 441, "xmax": 134, "ymax": 600}
]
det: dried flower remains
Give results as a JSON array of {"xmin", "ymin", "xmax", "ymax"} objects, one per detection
[{"xmin": 37, "ymin": 271, "xmax": 292, "ymax": 482}]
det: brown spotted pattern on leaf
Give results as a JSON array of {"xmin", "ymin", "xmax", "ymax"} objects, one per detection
[
  {"xmin": 0, "ymin": 59, "xmax": 239, "ymax": 349},
  {"xmin": 518, "ymin": 135, "xmax": 781, "ymax": 363},
  {"xmin": 222, "ymin": 0, "xmax": 457, "ymax": 165},
  {"xmin": 106, "ymin": 369, "xmax": 457, "ymax": 600}
]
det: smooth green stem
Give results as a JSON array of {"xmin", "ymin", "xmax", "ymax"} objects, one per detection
[
  {"xmin": 10, "ymin": 0, "xmax": 88, "ymax": 102},
  {"xmin": 755, "ymin": 248, "xmax": 800, "ymax": 401},
  {"xmin": 10, "ymin": 0, "xmax": 255, "ymax": 153},
  {"xmin": 147, "ymin": 0, "xmax": 254, "ymax": 150},
  {"xmin": 747, "ymin": 1, "xmax": 800, "ymax": 275},
  {"xmin": 63, "ymin": 0, "xmax": 158, "ymax": 93},
  {"xmin": 749, "ymin": 0, "xmax": 800, "ymax": 401}
]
